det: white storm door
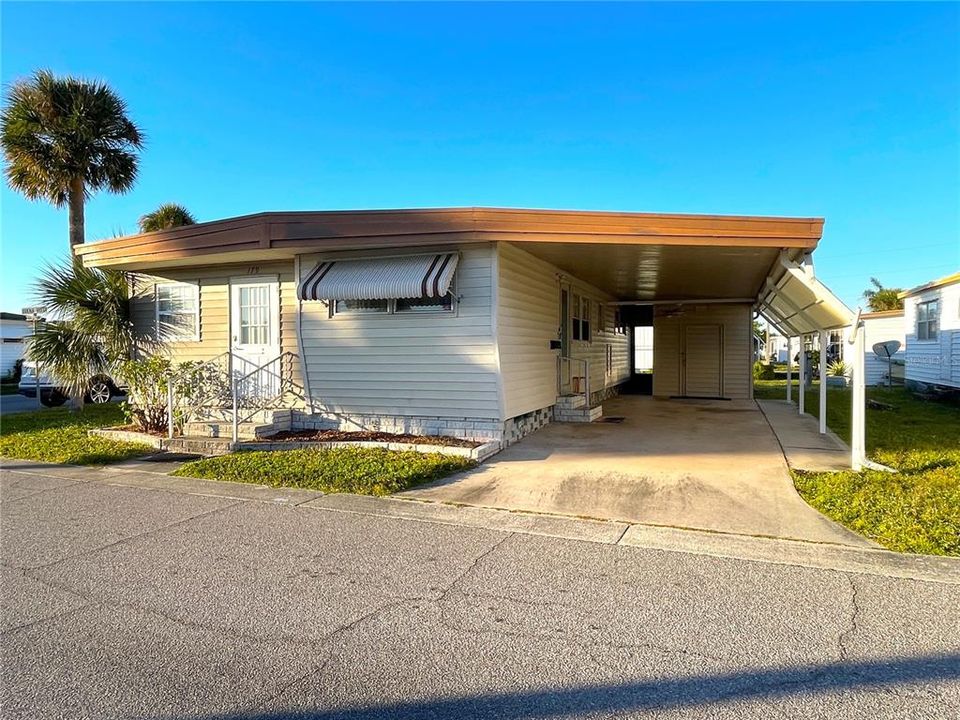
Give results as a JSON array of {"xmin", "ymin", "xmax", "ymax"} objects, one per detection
[
  {"xmin": 230, "ymin": 277, "xmax": 280, "ymax": 378},
  {"xmin": 683, "ymin": 324, "xmax": 723, "ymax": 397}
]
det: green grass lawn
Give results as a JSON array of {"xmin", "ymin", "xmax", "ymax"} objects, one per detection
[
  {"xmin": 0, "ymin": 403, "xmax": 151, "ymax": 465},
  {"xmin": 174, "ymin": 446, "xmax": 475, "ymax": 496},
  {"xmin": 755, "ymin": 380, "xmax": 960, "ymax": 555}
]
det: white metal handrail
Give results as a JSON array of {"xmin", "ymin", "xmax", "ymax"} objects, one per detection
[
  {"xmin": 167, "ymin": 352, "xmax": 233, "ymax": 440},
  {"xmin": 231, "ymin": 352, "xmax": 301, "ymax": 443}
]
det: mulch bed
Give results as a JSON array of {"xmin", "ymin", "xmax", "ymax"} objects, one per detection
[{"xmin": 256, "ymin": 429, "xmax": 482, "ymax": 448}]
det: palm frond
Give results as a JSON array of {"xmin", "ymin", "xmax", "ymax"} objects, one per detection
[{"xmin": 26, "ymin": 321, "xmax": 108, "ymax": 400}]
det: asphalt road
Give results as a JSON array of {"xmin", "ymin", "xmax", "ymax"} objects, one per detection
[
  {"xmin": 0, "ymin": 393, "xmax": 44, "ymax": 416},
  {"xmin": 1, "ymin": 460, "xmax": 958, "ymax": 720}
]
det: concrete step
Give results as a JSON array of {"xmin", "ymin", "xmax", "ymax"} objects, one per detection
[
  {"xmin": 555, "ymin": 394, "xmax": 587, "ymax": 410},
  {"xmin": 165, "ymin": 437, "xmax": 235, "ymax": 457},
  {"xmin": 553, "ymin": 404, "xmax": 603, "ymax": 423}
]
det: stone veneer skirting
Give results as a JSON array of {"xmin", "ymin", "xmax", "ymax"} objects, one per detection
[
  {"xmin": 502, "ymin": 406, "xmax": 553, "ymax": 446},
  {"xmin": 292, "ymin": 382, "xmax": 627, "ymax": 448},
  {"xmin": 589, "ymin": 381, "xmax": 627, "ymax": 407},
  {"xmin": 291, "ymin": 410, "xmax": 505, "ymax": 441},
  {"xmin": 291, "ymin": 404, "xmax": 556, "ymax": 447}
]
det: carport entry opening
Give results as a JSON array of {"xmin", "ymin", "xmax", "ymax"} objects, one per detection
[
  {"xmin": 682, "ymin": 324, "xmax": 724, "ymax": 398},
  {"xmin": 632, "ymin": 326, "xmax": 654, "ymax": 395}
]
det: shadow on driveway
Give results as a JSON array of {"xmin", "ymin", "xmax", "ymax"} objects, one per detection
[{"xmin": 198, "ymin": 653, "xmax": 959, "ymax": 719}]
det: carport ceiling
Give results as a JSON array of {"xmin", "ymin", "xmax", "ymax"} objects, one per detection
[{"xmin": 516, "ymin": 242, "xmax": 784, "ymax": 301}]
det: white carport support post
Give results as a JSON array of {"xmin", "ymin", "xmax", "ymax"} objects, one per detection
[
  {"xmin": 785, "ymin": 337, "xmax": 792, "ymax": 403},
  {"xmin": 798, "ymin": 335, "xmax": 805, "ymax": 415},
  {"xmin": 818, "ymin": 329, "xmax": 828, "ymax": 434},
  {"xmin": 849, "ymin": 318, "xmax": 866, "ymax": 471}
]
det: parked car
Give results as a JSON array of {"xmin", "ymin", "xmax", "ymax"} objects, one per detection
[{"xmin": 18, "ymin": 362, "xmax": 125, "ymax": 407}]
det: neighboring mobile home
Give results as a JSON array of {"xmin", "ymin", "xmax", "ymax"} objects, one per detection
[
  {"xmin": 900, "ymin": 272, "xmax": 960, "ymax": 392},
  {"xmin": 861, "ymin": 310, "xmax": 905, "ymax": 386},
  {"xmin": 75, "ymin": 208, "xmax": 852, "ymax": 446},
  {"xmin": 0, "ymin": 312, "xmax": 30, "ymax": 378}
]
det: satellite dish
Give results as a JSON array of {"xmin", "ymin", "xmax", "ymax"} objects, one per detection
[
  {"xmin": 872, "ymin": 340, "xmax": 901, "ymax": 359},
  {"xmin": 872, "ymin": 340, "xmax": 901, "ymax": 388}
]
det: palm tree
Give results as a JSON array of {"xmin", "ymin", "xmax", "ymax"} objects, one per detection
[
  {"xmin": 1, "ymin": 70, "xmax": 144, "ymax": 254},
  {"xmin": 863, "ymin": 277, "xmax": 904, "ymax": 312},
  {"xmin": 27, "ymin": 260, "xmax": 156, "ymax": 408},
  {"xmin": 138, "ymin": 203, "xmax": 197, "ymax": 233}
]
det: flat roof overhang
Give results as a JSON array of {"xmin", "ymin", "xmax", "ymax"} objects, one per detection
[
  {"xmin": 75, "ymin": 205, "xmax": 821, "ymax": 270},
  {"xmin": 74, "ymin": 207, "xmax": 825, "ymax": 307}
]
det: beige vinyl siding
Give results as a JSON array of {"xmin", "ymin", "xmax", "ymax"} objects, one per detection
[
  {"xmin": 130, "ymin": 261, "xmax": 302, "ymax": 386},
  {"xmin": 904, "ymin": 282, "xmax": 960, "ymax": 388},
  {"xmin": 653, "ymin": 304, "xmax": 752, "ymax": 399},
  {"xmin": 298, "ymin": 244, "xmax": 500, "ymax": 419},
  {"xmin": 497, "ymin": 242, "xmax": 630, "ymax": 419},
  {"xmin": 497, "ymin": 243, "xmax": 560, "ymax": 418},
  {"xmin": 572, "ymin": 301, "xmax": 630, "ymax": 399}
]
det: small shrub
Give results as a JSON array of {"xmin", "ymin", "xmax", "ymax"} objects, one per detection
[
  {"xmin": 753, "ymin": 361, "xmax": 776, "ymax": 380},
  {"xmin": 3, "ymin": 358, "xmax": 24, "ymax": 383},
  {"xmin": 828, "ymin": 360, "xmax": 849, "ymax": 377},
  {"xmin": 117, "ymin": 357, "xmax": 173, "ymax": 433}
]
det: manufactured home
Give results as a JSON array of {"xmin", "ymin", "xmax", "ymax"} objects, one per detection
[
  {"xmin": 75, "ymin": 207, "xmax": 854, "ymax": 448},
  {"xmin": 0, "ymin": 312, "xmax": 30, "ymax": 378},
  {"xmin": 900, "ymin": 272, "xmax": 960, "ymax": 392},
  {"xmin": 861, "ymin": 310, "xmax": 905, "ymax": 386}
]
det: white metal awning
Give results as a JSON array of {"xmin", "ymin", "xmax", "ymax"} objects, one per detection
[
  {"xmin": 298, "ymin": 253, "xmax": 459, "ymax": 301},
  {"xmin": 759, "ymin": 261, "xmax": 852, "ymax": 336}
]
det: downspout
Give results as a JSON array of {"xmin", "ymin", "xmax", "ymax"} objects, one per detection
[{"xmin": 294, "ymin": 255, "xmax": 315, "ymax": 415}]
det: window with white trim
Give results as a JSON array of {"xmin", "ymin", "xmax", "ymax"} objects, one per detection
[
  {"xmin": 156, "ymin": 282, "xmax": 200, "ymax": 341},
  {"xmin": 916, "ymin": 299, "xmax": 939, "ymax": 341}
]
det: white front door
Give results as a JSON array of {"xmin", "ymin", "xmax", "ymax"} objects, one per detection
[{"xmin": 230, "ymin": 277, "xmax": 281, "ymax": 378}]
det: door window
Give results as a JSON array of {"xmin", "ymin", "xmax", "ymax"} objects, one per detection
[{"xmin": 238, "ymin": 285, "xmax": 271, "ymax": 345}]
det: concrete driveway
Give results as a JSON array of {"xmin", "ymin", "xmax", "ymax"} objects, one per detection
[
  {"xmin": 2, "ymin": 461, "xmax": 959, "ymax": 719},
  {"xmin": 404, "ymin": 396, "xmax": 867, "ymax": 546}
]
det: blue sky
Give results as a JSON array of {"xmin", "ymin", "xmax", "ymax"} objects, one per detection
[{"xmin": 2, "ymin": 2, "xmax": 958, "ymax": 311}]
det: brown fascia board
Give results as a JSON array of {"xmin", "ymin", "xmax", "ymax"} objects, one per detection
[{"xmin": 75, "ymin": 207, "xmax": 824, "ymax": 268}]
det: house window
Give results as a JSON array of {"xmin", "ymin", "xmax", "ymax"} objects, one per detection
[
  {"xmin": 333, "ymin": 293, "xmax": 456, "ymax": 316},
  {"xmin": 156, "ymin": 282, "xmax": 199, "ymax": 341},
  {"xmin": 916, "ymin": 299, "xmax": 939, "ymax": 340},
  {"xmin": 395, "ymin": 292, "xmax": 455, "ymax": 314},
  {"xmin": 334, "ymin": 299, "xmax": 389, "ymax": 315},
  {"xmin": 572, "ymin": 294, "xmax": 591, "ymax": 342}
]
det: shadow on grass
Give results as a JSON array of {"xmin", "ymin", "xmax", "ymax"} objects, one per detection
[{"xmin": 194, "ymin": 654, "xmax": 958, "ymax": 719}]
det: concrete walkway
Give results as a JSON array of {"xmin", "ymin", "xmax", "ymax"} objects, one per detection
[
  {"xmin": 403, "ymin": 396, "xmax": 870, "ymax": 547},
  {"xmin": 757, "ymin": 399, "xmax": 851, "ymax": 472}
]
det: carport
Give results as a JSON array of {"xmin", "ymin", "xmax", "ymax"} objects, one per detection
[{"xmin": 502, "ymin": 212, "xmax": 866, "ymax": 470}]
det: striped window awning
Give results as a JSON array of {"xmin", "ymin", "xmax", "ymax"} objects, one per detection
[{"xmin": 298, "ymin": 253, "xmax": 459, "ymax": 302}]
